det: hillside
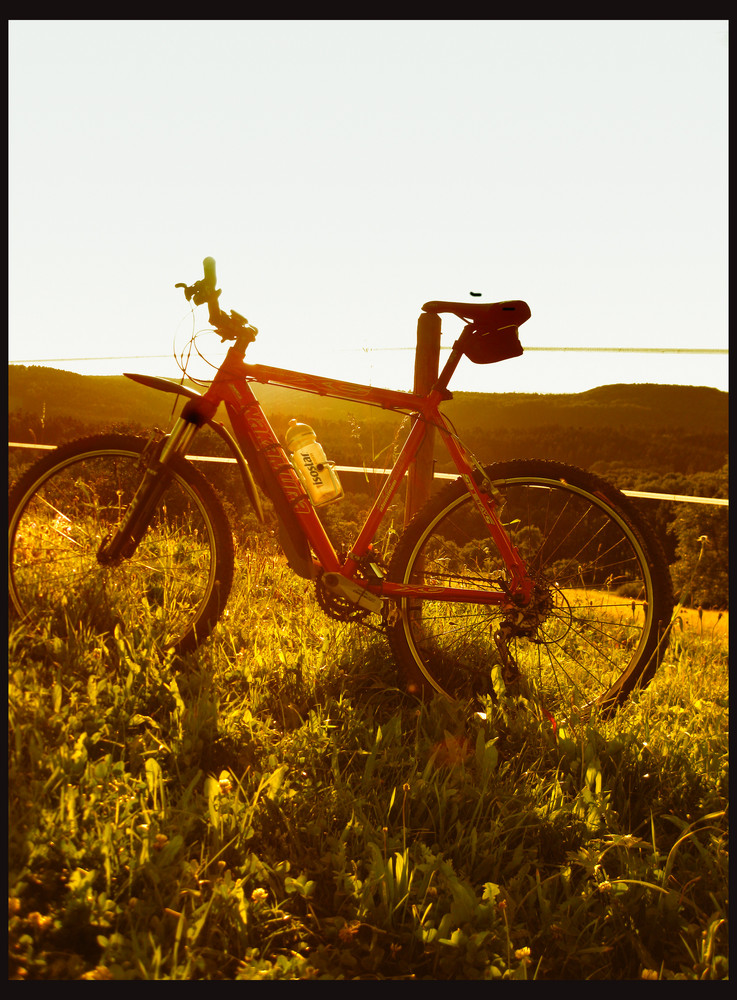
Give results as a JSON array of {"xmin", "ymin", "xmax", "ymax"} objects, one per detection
[
  {"xmin": 8, "ymin": 366, "xmax": 183, "ymax": 431},
  {"xmin": 444, "ymin": 383, "xmax": 728, "ymax": 434},
  {"xmin": 7, "ymin": 365, "xmax": 728, "ymax": 437}
]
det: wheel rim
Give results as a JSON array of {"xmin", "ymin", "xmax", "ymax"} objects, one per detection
[
  {"xmin": 9, "ymin": 448, "xmax": 220, "ymax": 649},
  {"xmin": 397, "ymin": 476, "xmax": 657, "ymax": 717}
]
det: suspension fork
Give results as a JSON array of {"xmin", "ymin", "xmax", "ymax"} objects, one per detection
[{"xmin": 97, "ymin": 415, "xmax": 199, "ymax": 564}]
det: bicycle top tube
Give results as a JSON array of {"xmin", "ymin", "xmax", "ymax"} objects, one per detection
[{"xmin": 213, "ymin": 352, "xmax": 445, "ymax": 417}]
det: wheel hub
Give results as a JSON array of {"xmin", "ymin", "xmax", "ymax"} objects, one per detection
[
  {"xmin": 500, "ymin": 580, "xmax": 557, "ymax": 640},
  {"xmin": 493, "ymin": 581, "xmax": 574, "ymax": 684}
]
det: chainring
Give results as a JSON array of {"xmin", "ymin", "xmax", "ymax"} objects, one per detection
[{"xmin": 315, "ymin": 577, "xmax": 372, "ymax": 623}]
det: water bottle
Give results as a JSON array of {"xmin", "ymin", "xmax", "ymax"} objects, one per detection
[{"xmin": 284, "ymin": 419, "xmax": 343, "ymax": 506}]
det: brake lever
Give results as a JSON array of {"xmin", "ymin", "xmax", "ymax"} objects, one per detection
[
  {"xmin": 175, "ymin": 280, "xmax": 221, "ymax": 308},
  {"xmin": 176, "ymin": 279, "xmax": 255, "ymax": 344}
]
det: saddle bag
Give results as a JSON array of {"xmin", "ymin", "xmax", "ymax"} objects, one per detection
[{"xmin": 461, "ymin": 300, "xmax": 530, "ymax": 365}]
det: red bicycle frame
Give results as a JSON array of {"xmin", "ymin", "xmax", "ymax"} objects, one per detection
[{"xmin": 165, "ymin": 337, "xmax": 535, "ymax": 610}]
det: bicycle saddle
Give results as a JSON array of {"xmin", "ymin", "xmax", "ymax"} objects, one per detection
[{"xmin": 422, "ymin": 299, "xmax": 531, "ymax": 330}]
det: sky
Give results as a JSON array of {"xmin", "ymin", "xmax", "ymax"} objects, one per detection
[{"xmin": 9, "ymin": 19, "xmax": 728, "ymax": 397}]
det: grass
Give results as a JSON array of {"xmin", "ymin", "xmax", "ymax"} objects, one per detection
[{"xmin": 8, "ymin": 540, "xmax": 728, "ymax": 980}]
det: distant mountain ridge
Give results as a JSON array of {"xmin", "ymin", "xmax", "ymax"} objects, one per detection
[
  {"xmin": 8, "ymin": 365, "xmax": 728, "ymax": 437},
  {"xmin": 444, "ymin": 382, "xmax": 728, "ymax": 434}
]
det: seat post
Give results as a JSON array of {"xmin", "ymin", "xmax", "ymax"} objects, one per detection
[{"xmin": 405, "ymin": 311, "xmax": 442, "ymax": 525}]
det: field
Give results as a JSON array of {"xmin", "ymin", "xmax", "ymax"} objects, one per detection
[{"xmin": 8, "ymin": 542, "xmax": 728, "ymax": 981}]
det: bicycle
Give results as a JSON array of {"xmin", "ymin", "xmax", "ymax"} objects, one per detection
[{"xmin": 8, "ymin": 258, "xmax": 674, "ymax": 722}]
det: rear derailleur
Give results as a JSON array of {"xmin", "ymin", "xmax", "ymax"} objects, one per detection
[{"xmin": 493, "ymin": 581, "xmax": 555, "ymax": 685}]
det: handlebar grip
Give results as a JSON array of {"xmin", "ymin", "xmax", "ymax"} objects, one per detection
[{"xmin": 202, "ymin": 256, "xmax": 217, "ymax": 291}]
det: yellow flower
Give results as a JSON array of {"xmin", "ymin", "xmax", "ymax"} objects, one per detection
[{"xmin": 80, "ymin": 966, "xmax": 113, "ymax": 980}]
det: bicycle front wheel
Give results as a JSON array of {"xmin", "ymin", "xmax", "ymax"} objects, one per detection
[
  {"xmin": 387, "ymin": 460, "xmax": 673, "ymax": 719},
  {"xmin": 8, "ymin": 434, "xmax": 235, "ymax": 653}
]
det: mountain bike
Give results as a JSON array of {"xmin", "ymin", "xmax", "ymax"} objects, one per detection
[{"xmin": 8, "ymin": 258, "xmax": 674, "ymax": 721}]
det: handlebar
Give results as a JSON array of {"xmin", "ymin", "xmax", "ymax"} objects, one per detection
[
  {"xmin": 176, "ymin": 257, "xmax": 257, "ymax": 345},
  {"xmin": 202, "ymin": 255, "xmax": 218, "ymax": 291}
]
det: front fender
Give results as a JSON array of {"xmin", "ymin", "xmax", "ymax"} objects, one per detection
[{"xmin": 124, "ymin": 372, "xmax": 264, "ymax": 523}]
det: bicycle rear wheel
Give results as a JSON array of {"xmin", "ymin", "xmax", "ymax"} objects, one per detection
[
  {"xmin": 8, "ymin": 434, "xmax": 235, "ymax": 653},
  {"xmin": 387, "ymin": 460, "xmax": 673, "ymax": 719}
]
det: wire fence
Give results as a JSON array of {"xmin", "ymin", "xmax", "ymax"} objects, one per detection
[
  {"xmin": 8, "ymin": 442, "xmax": 728, "ymax": 507},
  {"xmin": 9, "ymin": 345, "xmax": 729, "ymax": 364}
]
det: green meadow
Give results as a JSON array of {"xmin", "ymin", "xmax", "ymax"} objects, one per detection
[{"xmin": 8, "ymin": 537, "xmax": 728, "ymax": 980}]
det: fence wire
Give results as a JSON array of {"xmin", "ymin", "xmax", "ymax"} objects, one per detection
[{"xmin": 8, "ymin": 443, "xmax": 728, "ymax": 507}]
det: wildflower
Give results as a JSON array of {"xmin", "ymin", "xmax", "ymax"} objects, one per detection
[
  {"xmin": 641, "ymin": 969, "xmax": 659, "ymax": 980},
  {"xmin": 598, "ymin": 880, "xmax": 612, "ymax": 893},
  {"xmin": 27, "ymin": 911, "xmax": 52, "ymax": 932},
  {"xmin": 338, "ymin": 920, "xmax": 361, "ymax": 942},
  {"xmin": 80, "ymin": 966, "xmax": 113, "ymax": 980},
  {"xmin": 250, "ymin": 887, "xmax": 268, "ymax": 904},
  {"xmin": 515, "ymin": 947, "xmax": 531, "ymax": 963}
]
